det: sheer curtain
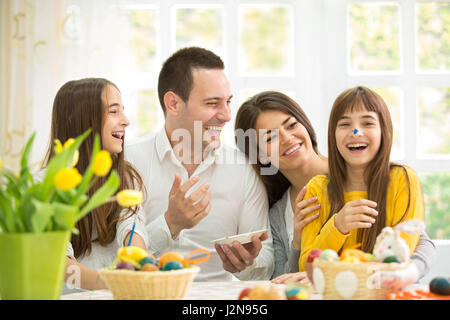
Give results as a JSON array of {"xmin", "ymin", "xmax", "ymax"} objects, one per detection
[{"xmin": 0, "ymin": 0, "xmax": 126, "ymax": 172}]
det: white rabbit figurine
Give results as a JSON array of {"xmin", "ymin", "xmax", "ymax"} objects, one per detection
[
  {"xmin": 373, "ymin": 219, "xmax": 424, "ymax": 263},
  {"xmin": 369, "ymin": 219, "xmax": 424, "ymax": 290}
]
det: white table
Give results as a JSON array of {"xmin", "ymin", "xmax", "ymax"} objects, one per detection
[
  {"xmin": 60, "ymin": 280, "xmax": 321, "ymax": 300},
  {"xmin": 60, "ymin": 280, "xmax": 426, "ymax": 300}
]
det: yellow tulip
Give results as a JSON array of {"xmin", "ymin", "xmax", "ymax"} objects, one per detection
[
  {"xmin": 116, "ymin": 190, "xmax": 143, "ymax": 207},
  {"xmin": 54, "ymin": 139, "xmax": 63, "ymax": 154},
  {"xmin": 93, "ymin": 150, "xmax": 112, "ymax": 177},
  {"xmin": 54, "ymin": 138, "xmax": 79, "ymax": 166},
  {"xmin": 71, "ymin": 150, "xmax": 79, "ymax": 167},
  {"xmin": 54, "ymin": 168, "xmax": 82, "ymax": 191},
  {"xmin": 63, "ymin": 138, "xmax": 75, "ymax": 148},
  {"xmin": 0, "ymin": 156, "xmax": 2, "ymax": 170}
]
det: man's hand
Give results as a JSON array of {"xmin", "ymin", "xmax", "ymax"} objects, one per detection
[
  {"xmin": 215, "ymin": 233, "xmax": 269, "ymax": 273},
  {"xmin": 164, "ymin": 173, "xmax": 211, "ymax": 239}
]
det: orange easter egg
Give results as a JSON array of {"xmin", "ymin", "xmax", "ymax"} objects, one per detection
[
  {"xmin": 340, "ymin": 249, "xmax": 369, "ymax": 262},
  {"xmin": 141, "ymin": 264, "xmax": 159, "ymax": 272},
  {"xmin": 159, "ymin": 252, "xmax": 186, "ymax": 268}
]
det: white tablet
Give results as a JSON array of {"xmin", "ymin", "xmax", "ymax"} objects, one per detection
[{"xmin": 211, "ymin": 229, "xmax": 268, "ymax": 246}]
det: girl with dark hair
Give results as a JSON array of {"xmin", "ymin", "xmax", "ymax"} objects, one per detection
[
  {"xmin": 235, "ymin": 90, "xmax": 435, "ymax": 283},
  {"xmin": 299, "ymin": 86, "xmax": 425, "ymax": 272},
  {"xmin": 42, "ymin": 78, "xmax": 147, "ymax": 290}
]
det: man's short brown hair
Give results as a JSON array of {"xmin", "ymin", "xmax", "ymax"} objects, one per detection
[{"xmin": 157, "ymin": 47, "xmax": 224, "ymax": 116}]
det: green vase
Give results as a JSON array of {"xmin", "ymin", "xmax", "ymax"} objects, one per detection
[{"xmin": 0, "ymin": 231, "xmax": 71, "ymax": 300}]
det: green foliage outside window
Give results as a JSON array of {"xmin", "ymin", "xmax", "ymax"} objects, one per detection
[
  {"xmin": 416, "ymin": 3, "xmax": 450, "ymax": 70},
  {"xmin": 417, "ymin": 87, "xmax": 450, "ymax": 155},
  {"xmin": 240, "ymin": 6, "xmax": 291, "ymax": 73},
  {"xmin": 420, "ymin": 172, "xmax": 450, "ymax": 240},
  {"xmin": 136, "ymin": 90, "xmax": 159, "ymax": 137},
  {"xmin": 373, "ymin": 87, "xmax": 402, "ymax": 157},
  {"xmin": 127, "ymin": 10, "xmax": 158, "ymax": 72},
  {"xmin": 348, "ymin": 4, "xmax": 400, "ymax": 71},
  {"xmin": 176, "ymin": 8, "xmax": 223, "ymax": 52}
]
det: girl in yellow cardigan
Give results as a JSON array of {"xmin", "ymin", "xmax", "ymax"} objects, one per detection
[{"xmin": 299, "ymin": 86, "xmax": 423, "ymax": 271}]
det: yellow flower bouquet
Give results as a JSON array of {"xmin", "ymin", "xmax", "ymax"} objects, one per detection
[{"xmin": 0, "ymin": 129, "xmax": 143, "ymax": 299}]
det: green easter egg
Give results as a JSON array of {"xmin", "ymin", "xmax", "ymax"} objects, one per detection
[
  {"xmin": 161, "ymin": 260, "xmax": 183, "ymax": 271},
  {"xmin": 139, "ymin": 256, "xmax": 157, "ymax": 266},
  {"xmin": 383, "ymin": 256, "xmax": 400, "ymax": 263},
  {"xmin": 365, "ymin": 253, "xmax": 377, "ymax": 261},
  {"xmin": 429, "ymin": 277, "xmax": 450, "ymax": 295}
]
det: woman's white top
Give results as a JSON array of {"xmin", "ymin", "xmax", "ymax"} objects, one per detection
[{"xmin": 65, "ymin": 208, "xmax": 147, "ymax": 270}]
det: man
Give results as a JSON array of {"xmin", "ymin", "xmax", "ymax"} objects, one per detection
[{"xmin": 125, "ymin": 47, "xmax": 274, "ymax": 281}]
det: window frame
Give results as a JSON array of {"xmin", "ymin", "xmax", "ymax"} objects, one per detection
[
  {"xmin": 325, "ymin": 0, "xmax": 450, "ymax": 172},
  {"xmin": 117, "ymin": 1, "xmax": 450, "ymax": 242}
]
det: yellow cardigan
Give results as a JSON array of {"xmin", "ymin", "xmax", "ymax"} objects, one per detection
[{"xmin": 298, "ymin": 166, "xmax": 423, "ymax": 271}]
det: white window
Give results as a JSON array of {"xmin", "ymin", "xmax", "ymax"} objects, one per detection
[
  {"xmin": 110, "ymin": 0, "xmax": 449, "ymax": 240},
  {"xmin": 16, "ymin": 0, "xmax": 444, "ymax": 239},
  {"xmin": 326, "ymin": 0, "xmax": 450, "ymax": 240}
]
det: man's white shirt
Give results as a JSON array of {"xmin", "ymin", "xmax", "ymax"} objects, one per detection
[{"xmin": 125, "ymin": 128, "xmax": 274, "ymax": 281}]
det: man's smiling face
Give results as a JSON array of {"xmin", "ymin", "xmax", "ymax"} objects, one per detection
[{"xmin": 179, "ymin": 68, "xmax": 233, "ymax": 152}]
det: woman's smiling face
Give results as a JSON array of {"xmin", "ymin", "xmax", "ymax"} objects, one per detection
[{"xmin": 255, "ymin": 109, "xmax": 316, "ymax": 171}]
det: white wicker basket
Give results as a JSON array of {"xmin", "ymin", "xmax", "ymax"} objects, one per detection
[
  {"xmin": 312, "ymin": 260, "xmax": 414, "ymax": 300},
  {"xmin": 99, "ymin": 266, "xmax": 199, "ymax": 300}
]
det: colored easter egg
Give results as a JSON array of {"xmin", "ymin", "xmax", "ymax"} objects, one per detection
[
  {"xmin": 161, "ymin": 260, "xmax": 184, "ymax": 271},
  {"xmin": 340, "ymin": 249, "xmax": 368, "ymax": 262},
  {"xmin": 341, "ymin": 256, "xmax": 361, "ymax": 263},
  {"xmin": 248, "ymin": 285, "xmax": 285, "ymax": 300},
  {"xmin": 319, "ymin": 249, "xmax": 339, "ymax": 261},
  {"xmin": 139, "ymin": 256, "xmax": 157, "ymax": 266},
  {"xmin": 238, "ymin": 288, "xmax": 252, "ymax": 300},
  {"xmin": 140, "ymin": 263, "xmax": 159, "ymax": 272},
  {"xmin": 429, "ymin": 277, "xmax": 450, "ymax": 296},
  {"xmin": 365, "ymin": 253, "xmax": 377, "ymax": 261},
  {"xmin": 296, "ymin": 290, "xmax": 310, "ymax": 300},
  {"xmin": 307, "ymin": 249, "xmax": 322, "ymax": 263},
  {"xmin": 115, "ymin": 262, "xmax": 135, "ymax": 270},
  {"xmin": 383, "ymin": 256, "xmax": 401, "ymax": 263},
  {"xmin": 159, "ymin": 252, "xmax": 186, "ymax": 268},
  {"xmin": 118, "ymin": 246, "xmax": 149, "ymax": 264},
  {"xmin": 285, "ymin": 287, "xmax": 301, "ymax": 298}
]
